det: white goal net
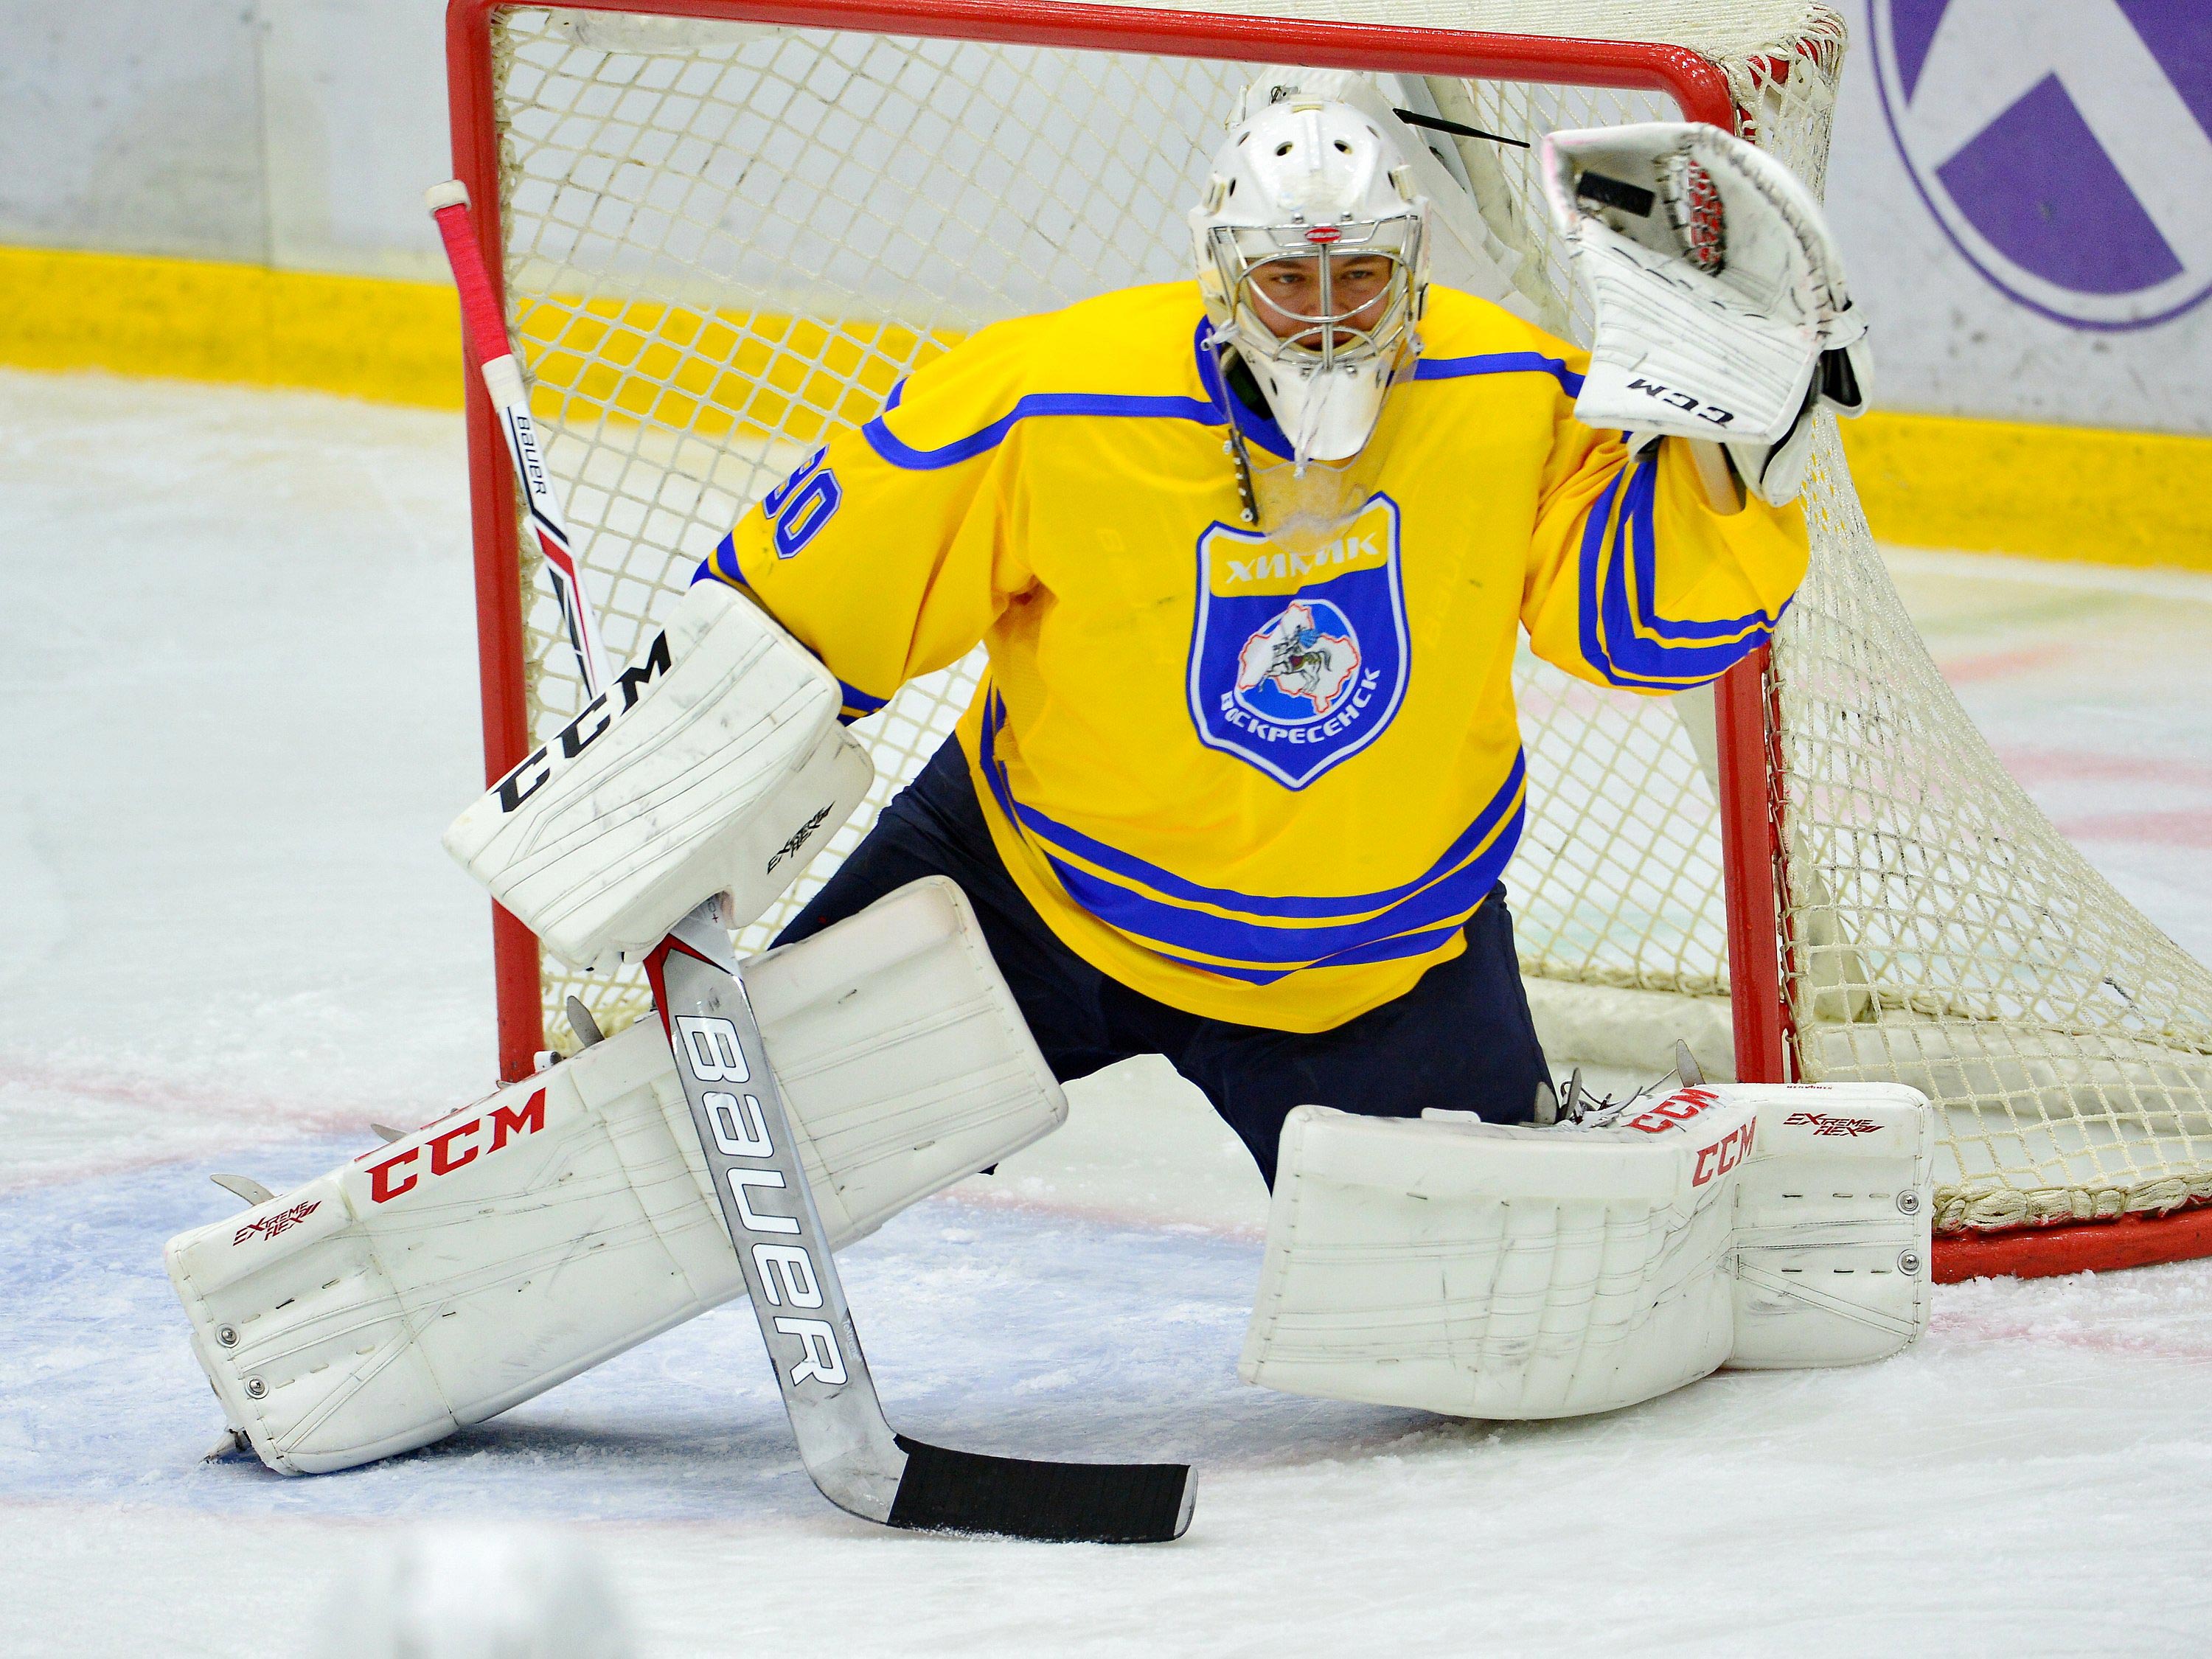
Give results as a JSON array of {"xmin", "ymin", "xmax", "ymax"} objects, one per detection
[{"xmin": 458, "ymin": 0, "xmax": 2212, "ymax": 1260}]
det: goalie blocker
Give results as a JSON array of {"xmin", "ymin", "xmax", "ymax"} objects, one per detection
[
  {"xmin": 443, "ymin": 579, "xmax": 872, "ymax": 971},
  {"xmin": 167, "ymin": 878, "xmax": 1065, "ymax": 1475}
]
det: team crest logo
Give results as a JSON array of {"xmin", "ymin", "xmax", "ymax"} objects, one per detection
[
  {"xmin": 1188, "ymin": 495, "xmax": 1408, "ymax": 788},
  {"xmin": 1236, "ymin": 599, "xmax": 1362, "ymax": 720}
]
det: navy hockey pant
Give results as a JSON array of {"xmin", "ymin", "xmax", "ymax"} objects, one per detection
[{"xmin": 774, "ymin": 738, "xmax": 1549, "ymax": 1186}]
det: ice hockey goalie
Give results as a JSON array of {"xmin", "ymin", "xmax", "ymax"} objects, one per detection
[{"xmin": 165, "ymin": 74, "xmax": 1919, "ymax": 1478}]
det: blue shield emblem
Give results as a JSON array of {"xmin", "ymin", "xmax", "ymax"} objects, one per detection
[{"xmin": 1187, "ymin": 494, "xmax": 1410, "ymax": 789}]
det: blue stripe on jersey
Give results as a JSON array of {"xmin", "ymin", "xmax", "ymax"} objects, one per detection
[
  {"xmin": 1412, "ymin": 350, "xmax": 1587, "ymax": 397},
  {"xmin": 1148, "ymin": 917, "xmax": 1472, "ymax": 984},
  {"xmin": 1577, "ymin": 452, "xmax": 1784, "ymax": 689},
  {"xmin": 1044, "ymin": 811, "xmax": 1519, "ymax": 966},
  {"xmin": 838, "ymin": 680, "xmax": 888, "ymax": 717},
  {"xmin": 860, "ymin": 326, "xmax": 1587, "ymax": 473},
  {"xmin": 864, "ymin": 386, "xmax": 1224, "ymax": 470},
  {"xmin": 998, "ymin": 720, "xmax": 1528, "ymax": 921},
  {"xmin": 1296, "ymin": 917, "xmax": 1481, "ymax": 968},
  {"xmin": 698, "ymin": 532, "xmax": 752, "ymax": 591},
  {"xmin": 976, "ymin": 690, "xmax": 1523, "ymax": 974},
  {"xmin": 1617, "ymin": 455, "xmax": 1784, "ymax": 646}
]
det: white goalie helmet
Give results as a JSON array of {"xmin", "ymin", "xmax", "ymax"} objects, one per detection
[{"xmin": 1192, "ymin": 94, "xmax": 1429, "ymax": 465}]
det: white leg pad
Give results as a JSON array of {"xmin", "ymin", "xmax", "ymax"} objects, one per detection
[
  {"xmin": 1728, "ymin": 1082, "xmax": 1933, "ymax": 1368},
  {"xmin": 1239, "ymin": 1083, "xmax": 1932, "ymax": 1419},
  {"xmin": 164, "ymin": 877, "xmax": 1063, "ymax": 1474}
]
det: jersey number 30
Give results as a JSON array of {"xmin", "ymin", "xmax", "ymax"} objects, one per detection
[{"xmin": 765, "ymin": 447, "xmax": 843, "ymax": 560}]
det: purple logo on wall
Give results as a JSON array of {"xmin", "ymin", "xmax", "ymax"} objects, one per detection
[{"xmin": 1871, "ymin": 1, "xmax": 2212, "ymax": 331}]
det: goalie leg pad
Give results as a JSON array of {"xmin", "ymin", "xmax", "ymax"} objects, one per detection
[
  {"xmin": 1239, "ymin": 1083, "xmax": 1932, "ymax": 1419},
  {"xmin": 165, "ymin": 876, "xmax": 1065, "ymax": 1475},
  {"xmin": 1728, "ymin": 1082, "xmax": 1933, "ymax": 1368},
  {"xmin": 1238, "ymin": 1102, "xmax": 1750, "ymax": 1418}
]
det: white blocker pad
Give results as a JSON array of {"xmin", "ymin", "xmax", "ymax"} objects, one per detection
[
  {"xmin": 1239, "ymin": 1082, "xmax": 1930, "ymax": 1419},
  {"xmin": 1537, "ymin": 122, "xmax": 1867, "ymax": 452},
  {"xmin": 165, "ymin": 877, "xmax": 1063, "ymax": 1475},
  {"xmin": 443, "ymin": 580, "xmax": 874, "ymax": 968}
]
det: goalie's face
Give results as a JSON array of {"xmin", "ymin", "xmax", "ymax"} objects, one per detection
[
  {"xmin": 1213, "ymin": 221, "xmax": 1419, "ymax": 373},
  {"xmin": 1248, "ymin": 252, "xmax": 1399, "ymax": 347},
  {"xmin": 1190, "ymin": 96, "xmax": 1429, "ymax": 465}
]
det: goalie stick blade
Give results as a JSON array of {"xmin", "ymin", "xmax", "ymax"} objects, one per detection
[{"xmin": 888, "ymin": 1436, "xmax": 1194, "ymax": 1544}]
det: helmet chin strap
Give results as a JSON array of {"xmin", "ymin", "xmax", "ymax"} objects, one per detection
[{"xmin": 1208, "ymin": 333, "xmax": 1265, "ymax": 527}]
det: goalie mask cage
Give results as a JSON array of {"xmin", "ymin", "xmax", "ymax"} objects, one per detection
[{"xmin": 445, "ymin": 0, "xmax": 2212, "ymax": 1281}]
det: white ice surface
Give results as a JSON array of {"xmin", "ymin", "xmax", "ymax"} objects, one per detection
[{"xmin": 5, "ymin": 368, "xmax": 2212, "ymax": 1655}]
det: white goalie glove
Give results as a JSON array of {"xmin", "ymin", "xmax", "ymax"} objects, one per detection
[
  {"xmin": 1539, "ymin": 121, "xmax": 1870, "ymax": 505},
  {"xmin": 443, "ymin": 580, "xmax": 873, "ymax": 967},
  {"xmin": 1240, "ymin": 1080, "xmax": 1932, "ymax": 1419},
  {"xmin": 166, "ymin": 878, "xmax": 1065, "ymax": 1475}
]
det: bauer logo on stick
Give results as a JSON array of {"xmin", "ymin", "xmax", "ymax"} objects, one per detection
[{"xmin": 674, "ymin": 1012, "xmax": 849, "ymax": 1390}]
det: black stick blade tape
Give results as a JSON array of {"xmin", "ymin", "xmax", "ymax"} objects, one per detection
[{"xmin": 888, "ymin": 1436, "xmax": 1194, "ymax": 1543}]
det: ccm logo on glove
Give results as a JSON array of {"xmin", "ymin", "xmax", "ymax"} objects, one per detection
[
  {"xmin": 1623, "ymin": 376, "xmax": 1735, "ymax": 428},
  {"xmin": 493, "ymin": 628, "xmax": 674, "ymax": 814},
  {"xmin": 364, "ymin": 1089, "xmax": 546, "ymax": 1203}
]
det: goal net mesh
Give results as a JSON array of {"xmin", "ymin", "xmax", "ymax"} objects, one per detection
[{"xmin": 478, "ymin": 1, "xmax": 2212, "ymax": 1237}]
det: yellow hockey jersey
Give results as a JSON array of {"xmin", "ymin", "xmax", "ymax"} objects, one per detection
[{"xmin": 703, "ymin": 283, "xmax": 1807, "ymax": 1032}]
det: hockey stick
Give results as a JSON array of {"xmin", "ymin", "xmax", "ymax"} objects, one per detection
[
  {"xmin": 427, "ymin": 182, "xmax": 611, "ymax": 697},
  {"xmin": 643, "ymin": 903, "xmax": 1193, "ymax": 1541},
  {"xmin": 428, "ymin": 181, "xmax": 1194, "ymax": 1543}
]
